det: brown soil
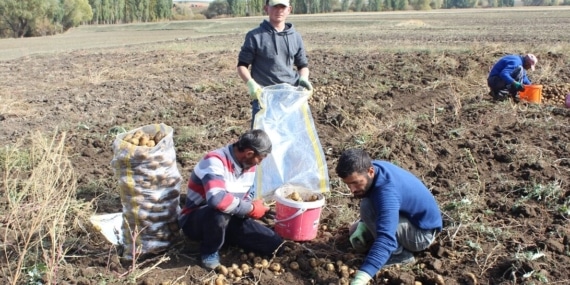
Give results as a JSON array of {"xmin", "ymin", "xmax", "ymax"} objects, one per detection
[{"xmin": 1, "ymin": 37, "xmax": 570, "ymax": 285}]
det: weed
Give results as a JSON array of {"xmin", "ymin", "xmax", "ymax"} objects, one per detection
[
  {"xmin": 523, "ymin": 181, "xmax": 562, "ymax": 206},
  {"xmin": 1, "ymin": 131, "xmax": 92, "ymax": 284}
]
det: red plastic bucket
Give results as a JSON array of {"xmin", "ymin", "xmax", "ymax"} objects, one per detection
[{"xmin": 274, "ymin": 186, "xmax": 325, "ymax": 241}]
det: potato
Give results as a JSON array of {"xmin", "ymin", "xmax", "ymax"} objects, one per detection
[
  {"xmin": 154, "ymin": 131, "xmax": 166, "ymax": 143},
  {"xmin": 287, "ymin": 191, "xmax": 302, "ymax": 201},
  {"xmin": 123, "ymin": 133, "xmax": 134, "ymax": 142},
  {"xmin": 214, "ymin": 277, "xmax": 225, "ymax": 285},
  {"xmin": 151, "ymin": 204, "xmax": 166, "ymax": 212},
  {"xmin": 133, "ymin": 130, "xmax": 144, "ymax": 139},
  {"xmin": 217, "ymin": 265, "xmax": 229, "ymax": 276},
  {"xmin": 289, "ymin": 261, "xmax": 299, "ymax": 270},
  {"xmin": 129, "ymin": 138, "xmax": 140, "ymax": 146},
  {"xmin": 160, "ymin": 159, "xmax": 175, "ymax": 168},
  {"xmin": 240, "ymin": 263, "xmax": 250, "ymax": 273},
  {"xmin": 140, "ymin": 201, "xmax": 154, "ymax": 210},
  {"xmin": 308, "ymin": 258, "xmax": 318, "ymax": 268},
  {"xmin": 139, "ymin": 134, "xmax": 150, "ymax": 146},
  {"xmin": 269, "ymin": 262, "xmax": 281, "ymax": 272},
  {"xmin": 138, "ymin": 210, "xmax": 149, "ymax": 220},
  {"xmin": 146, "ymin": 140, "xmax": 155, "ymax": 147}
]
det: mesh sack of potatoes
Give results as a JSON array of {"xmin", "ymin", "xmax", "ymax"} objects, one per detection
[{"xmin": 111, "ymin": 123, "xmax": 182, "ymax": 260}]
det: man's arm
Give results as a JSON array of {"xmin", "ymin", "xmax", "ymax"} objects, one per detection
[
  {"xmin": 298, "ymin": 66, "xmax": 309, "ymax": 78},
  {"xmin": 237, "ymin": 65, "xmax": 252, "ymax": 84}
]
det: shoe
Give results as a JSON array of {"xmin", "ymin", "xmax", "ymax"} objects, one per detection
[
  {"xmin": 201, "ymin": 252, "xmax": 220, "ymax": 270},
  {"xmin": 511, "ymin": 92, "xmax": 520, "ymax": 103},
  {"xmin": 383, "ymin": 249, "xmax": 415, "ymax": 267}
]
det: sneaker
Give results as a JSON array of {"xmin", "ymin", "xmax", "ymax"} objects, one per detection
[
  {"xmin": 383, "ymin": 249, "xmax": 415, "ymax": 268},
  {"xmin": 201, "ymin": 252, "xmax": 220, "ymax": 270}
]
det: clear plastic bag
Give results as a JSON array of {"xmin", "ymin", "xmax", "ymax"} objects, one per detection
[{"xmin": 253, "ymin": 84, "xmax": 330, "ymax": 198}]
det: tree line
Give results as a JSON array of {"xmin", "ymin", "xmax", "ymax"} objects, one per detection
[
  {"xmin": 205, "ymin": 0, "xmax": 568, "ymax": 17},
  {"xmin": 0, "ymin": 0, "xmax": 172, "ymax": 38},
  {"xmin": 1, "ymin": 0, "xmax": 568, "ymax": 38}
]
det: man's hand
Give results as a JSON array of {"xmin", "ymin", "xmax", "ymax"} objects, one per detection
[
  {"xmin": 247, "ymin": 79, "xmax": 262, "ymax": 101},
  {"xmin": 299, "ymin": 76, "xmax": 314, "ymax": 98},
  {"xmin": 350, "ymin": 270, "xmax": 372, "ymax": 285},
  {"xmin": 248, "ymin": 199, "xmax": 269, "ymax": 219},
  {"xmin": 349, "ymin": 222, "xmax": 369, "ymax": 250},
  {"xmin": 513, "ymin": 82, "xmax": 525, "ymax": 91}
]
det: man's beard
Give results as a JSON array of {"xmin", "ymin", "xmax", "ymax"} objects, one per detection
[{"xmin": 353, "ymin": 175, "xmax": 373, "ymax": 198}]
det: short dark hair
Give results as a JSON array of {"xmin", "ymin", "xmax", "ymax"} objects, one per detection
[
  {"xmin": 335, "ymin": 148, "xmax": 372, "ymax": 178},
  {"xmin": 234, "ymin": 129, "xmax": 272, "ymax": 155}
]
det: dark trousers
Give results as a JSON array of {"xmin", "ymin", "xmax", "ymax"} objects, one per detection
[
  {"xmin": 251, "ymin": 99, "xmax": 261, "ymax": 129},
  {"xmin": 487, "ymin": 66, "xmax": 524, "ymax": 99},
  {"xmin": 180, "ymin": 206, "xmax": 283, "ymax": 256}
]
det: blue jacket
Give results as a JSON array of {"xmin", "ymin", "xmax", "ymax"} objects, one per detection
[
  {"xmin": 360, "ymin": 161, "xmax": 442, "ymax": 277},
  {"xmin": 238, "ymin": 20, "xmax": 308, "ymax": 87},
  {"xmin": 488, "ymin": 55, "xmax": 531, "ymax": 85}
]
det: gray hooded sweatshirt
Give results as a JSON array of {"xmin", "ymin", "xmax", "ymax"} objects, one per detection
[{"xmin": 238, "ymin": 20, "xmax": 308, "ymax": 87}]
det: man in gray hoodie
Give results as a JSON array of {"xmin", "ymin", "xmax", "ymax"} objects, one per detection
[{"xmin": 236, "ymin": 0, "xmax": 313, "ymax": 126}]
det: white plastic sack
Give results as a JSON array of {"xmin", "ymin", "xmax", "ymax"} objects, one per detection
[
  {"xmin": 110, "ymin": 123, "xmax": 182, "ymax": 260},
  {"xmin": 89, "ymin": 212, "xmax": 123, "ymax": 245},
  {"xmin": 252, "ymin": 84, "xmax": 330, "ymax": 198}
]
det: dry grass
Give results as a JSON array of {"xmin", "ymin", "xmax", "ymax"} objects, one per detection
[
  {"xmin": 1, "ymin": 131, "xmax": 92, "ymax": 285},
  {"xmin": 0, "ymin": 89, "xmax": 35, "ymax": 118}
]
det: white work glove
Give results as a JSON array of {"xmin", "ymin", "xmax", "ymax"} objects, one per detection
[
  {"xmin": 351, "ymin": 270, "xmax": 372, "ymax": 285},
  {"xmin": 299, "ymin": 76, "xmax": 314, "ymax": 98},
  {"xmin": 247, "ymin": 79, "xmax": 262, "ymax": 101}
]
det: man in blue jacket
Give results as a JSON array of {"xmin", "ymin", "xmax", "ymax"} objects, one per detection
[
  {"xmin": 488, "ymin": 53, "xmax": 537, "ymax": 102},
  {"xmin": 236, "ymin": 0, "xmax": 313, "ymax": 127},
  {"xmin": 335, "ymin": 149, "xmax": 442, "ymax": 285}
]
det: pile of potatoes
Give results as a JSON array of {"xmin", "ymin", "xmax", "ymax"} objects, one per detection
[
  {"xmin": 122, "ymin": 129, "xmax": 167, "ymax": 147},
  {"xmin": 203, "ymin": 250, "xmax": 359, "ymax": 285},
  {"xmin": 542, "ymin": 84, "xmax": 570, "ymax": 106},
  {"xmin": 286, "ymin": 190, "xmax": 320, "ymax": 202}
]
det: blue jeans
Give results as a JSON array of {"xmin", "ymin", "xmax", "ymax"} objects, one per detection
[
  {"xmin": 179, "ymin": 206, "xmax": 283, "ymax": 256},
  {"xmin": 359, "ymin": 198, "xmax": 437, "ymax": 252}
]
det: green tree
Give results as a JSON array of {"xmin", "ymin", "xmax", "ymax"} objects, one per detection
[
  {"xmin": 341, "ymin": 0, "xmax": 350, "ymax": 11},
  {"xmin": 447, "ymin": 0, "xmax": 477, "ymax": 7},
  {"xmin": 60, "ymin": 0, "xmax": 93, "ymax": 30},
  {"xmin": 368, "ymin": 0, "xmax": 383, "ymax": 11},
  {"xmin": 353, "ymin": 0, "xmax": 364, "ymax": 11},
  {"xmin": 410, "ymin": 0, "xmax": 431, "ymax": 9},
  {"xmin": 203, "ymin": 0, "xmax": 229, "ymax": 18},
  {"xmin": 0, "ymin": 0, "xmax": 59, "ymax": 37}
]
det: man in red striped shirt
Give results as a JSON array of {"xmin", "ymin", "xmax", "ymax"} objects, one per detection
[{"xmin": 178, "ymin": 129, "xmax": 283, "ymax": 270}]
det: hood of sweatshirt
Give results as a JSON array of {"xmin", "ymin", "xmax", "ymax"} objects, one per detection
[{"xmin": 260, "ymin": 20, "xmax": 296, "ymax": 65}]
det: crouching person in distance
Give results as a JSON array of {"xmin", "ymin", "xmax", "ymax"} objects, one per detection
[
  {"xmin": 178, "ymin": 129, "xmax": 283, "ymax": 270},
  {"xmin": 487, "ymin": 53, "xmax": 537, "ymax": 102},
  {"xmin": 335, "ymin": 149, "xmax": 443, "ymax": 285}
]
